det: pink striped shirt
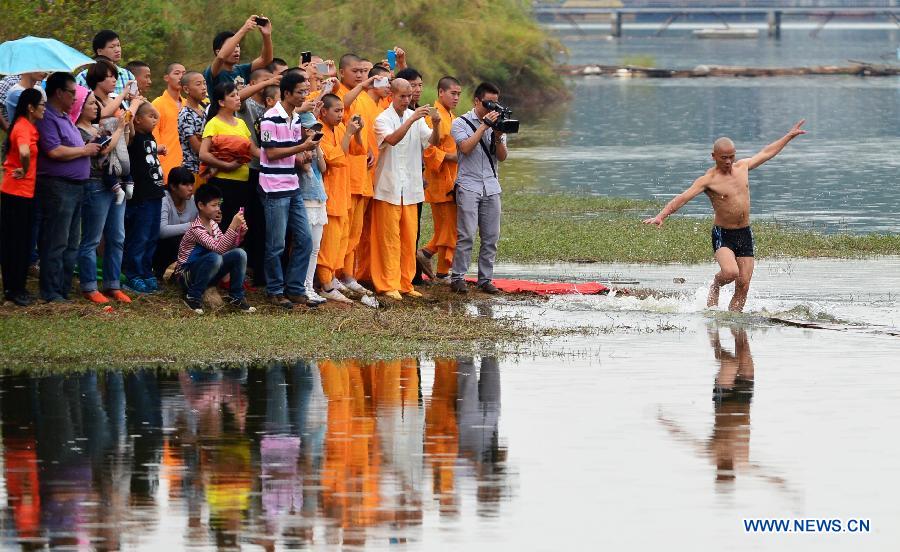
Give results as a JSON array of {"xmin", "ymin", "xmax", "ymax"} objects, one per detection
[
  {"xmin": 175, "ymin": 217, "xmax": 243, "ymax": 273},
  {"xmin": 259, "ymin": 101, "xmax": 302, "ymax": 195}
]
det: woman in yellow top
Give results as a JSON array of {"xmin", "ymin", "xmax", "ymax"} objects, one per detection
[{"xmin": 199, "ymin": 81, "xmax": 259, "ymax": 231}]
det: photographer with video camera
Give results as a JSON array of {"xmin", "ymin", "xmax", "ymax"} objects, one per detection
[{"xmin": 449, "ymin": 82, "xmax": 514, "ymax": 295}]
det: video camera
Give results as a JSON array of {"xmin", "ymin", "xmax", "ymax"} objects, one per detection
[{"xmin": 482, "ymin": 100, "xmax": 519, "ymax": 134}]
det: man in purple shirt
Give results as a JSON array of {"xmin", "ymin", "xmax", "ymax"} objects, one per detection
[{"xmin": 34, "ymin": 72, "xmax": 101, "ymax": 302}]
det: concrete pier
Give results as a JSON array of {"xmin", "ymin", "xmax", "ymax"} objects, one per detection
[
  {"xmin": 767, "ymin": 10, "xmax": 782, "ymax": 38},
  {"xmin": 611, "ymin": 11, "xmax": 622, "ymax": 38}
]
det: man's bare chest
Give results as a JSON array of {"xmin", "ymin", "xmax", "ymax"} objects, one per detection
[{"xmin": 705, "ymin": 176, "xmax": 750, "ymax": 204}]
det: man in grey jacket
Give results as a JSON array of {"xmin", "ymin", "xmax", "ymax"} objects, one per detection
[{"xmin": 449, "ymin": 82, "xmax": 509, "ymax": 294}]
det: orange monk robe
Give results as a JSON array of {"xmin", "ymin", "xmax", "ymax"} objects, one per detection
[
  {"xmin": 335, "ymin": 84, "xmax": 374, "ymax": 281},
  {"xmin": 425, "ymin": 359, "xmax": 460, "ymax": 506},
  {"xmin": 370, "ymin": 106, "xmax": 432, "ymax": 295},
  {"xmin": 422, "ymin": 102, "xmax": 459, "ymax": 275},
  {"xmin": 353, "ymin": 94, "xmax": 385, "ymax": 283},
  {"xmin": 316, "ymin": 120, "xmax": 367, "ymax": 287},
  {"xmin": 151, "ymin": 92, "xmax": 185, "ymax": 184}
]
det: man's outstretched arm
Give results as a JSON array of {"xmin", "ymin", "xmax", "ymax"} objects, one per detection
[
  {"xmin": 643, "ymin": 176, "xmax": 707, "ymax": 227},
  {"xmin": 746, "ymin": 119, "xmax": 806, "ymax": 170}
]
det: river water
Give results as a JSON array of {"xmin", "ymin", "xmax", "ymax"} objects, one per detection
[
  {"xmin": 1, "ymin": 257, "xmax": 898, "ymax": 550},
  {"xmin": 508, "ymin": 28, "xmax": 900, "ymax": 233}
]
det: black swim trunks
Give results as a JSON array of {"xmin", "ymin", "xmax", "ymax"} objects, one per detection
[
  {"xmin": 711, "ymin": 225, "xmax": 754, "ymax": 257},
  {"xmin": 713, "ymin": 377, "xmax": 755, "ymax": 405}
]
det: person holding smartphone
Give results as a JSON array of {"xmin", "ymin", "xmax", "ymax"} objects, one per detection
[
  {"xmin": 418, "ymin": 76, "xmax": 462, "ymax": 283},
  {"xmin": 332, "ymin": 53, "xmax": 379, "ymax": 296},
  {"xmin": 258, "ymin": 71, "xmax": 325, "ymax": 309},
  {"xmin": 341, "ymin": 63, "xmax": 392, "ymax": 286},
  {"xmin": 73, "ymin": 90, "xmax": 131, "ymax": 304},
  {"xmin": 204, "ymin": 14, "xmax": 274, "ymax": 94},
  {"xmin": 371, "ymin": 78, "xmax": 441, "ymax": 301}
]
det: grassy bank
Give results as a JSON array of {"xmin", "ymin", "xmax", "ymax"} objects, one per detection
[
  {"xmin": 0, "ymin": 286, "xmax": 535, "ymax": 371},
  {"xmin": 420, "ymin": 183, "xmax": 900, "ymax": 264},
  {"xmin": 0, "ymin": 0, "xmax": 562, "ymax": 104}
]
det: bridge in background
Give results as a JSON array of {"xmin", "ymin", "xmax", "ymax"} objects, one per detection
[{"xmin": 532, "ymin": 3, "xmax": 900, "ymax": 37}]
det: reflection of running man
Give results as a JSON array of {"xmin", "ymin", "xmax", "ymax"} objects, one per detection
[
  {"xmin": 658, "ymin": 326, "xmax": 796, "ymax": 500},
  {"xmin": 644, "ymin": 121, "xmax": 806, "ymax": 311},
  {"xmin": 709, "ymin": 326, "xmax": 754, "ymax": 482}
]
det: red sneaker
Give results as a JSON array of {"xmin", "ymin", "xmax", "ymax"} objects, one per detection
[
  {"xmin": 105, "ymin": 289, "xmax": 132, "ymax": 304},
  {"xmin": 83, "ymin": 290, "xmax": 110, "ymax": 304}
]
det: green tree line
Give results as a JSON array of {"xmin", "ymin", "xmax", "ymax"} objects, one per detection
[{"xmin": 0, "ymin": 0, "xmax": 563, "ymax": 105}]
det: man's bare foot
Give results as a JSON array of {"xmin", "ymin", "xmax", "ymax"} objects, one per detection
[{"xmin": 707, "ymin": 282, "xmax": 720, "ymax": 308}]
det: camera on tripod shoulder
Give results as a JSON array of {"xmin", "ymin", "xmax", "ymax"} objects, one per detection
[{"xmin": 482, "ymin": 100, "xmax": 519, "ymax": 134}]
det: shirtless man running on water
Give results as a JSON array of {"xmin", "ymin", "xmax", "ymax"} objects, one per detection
[{"xmin": 643, "ymin": 120, "xmax": 806, "ymax": 312}]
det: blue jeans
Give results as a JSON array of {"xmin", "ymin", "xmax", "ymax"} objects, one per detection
[
  {"xmin": 123, "ymin": 198, "xmax": 162, "ymax": 281},
  {"xmin": 260, "ymin": 190, "xmax": 312, "ymax": 296},
  {"xmin": 182, "ymin": 247, "xmax": 247, "ymax": 300},
  {"xmin": 78, "ymin": 179, "xmax": 126, "ymax": 292},
  {"xmin": 37, "ymin": 176, "xmax": 85, "ymax": 301}
]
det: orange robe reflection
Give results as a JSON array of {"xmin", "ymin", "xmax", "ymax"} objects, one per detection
[
  {"xmin": 3, "ymin": 437, "xmax": 41, "ymax": 539},
  {"xmin": 424, "ymin": 358, "xmax": 460, "ymax": 515},
  {"xmin": 319, "ymin": 360, "xmax": 381, "ymax": 543}
]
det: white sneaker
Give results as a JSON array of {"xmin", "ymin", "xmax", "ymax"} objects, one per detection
[
  {"xmin": 320, "ymin": 288, "xmax": 353, "ymax": 304},
  {"xmin": 305, "ymin": 290, "xmax": 327, "ymax": 306},
  {"xmin": 331, "ymin": 278, "xmax": 350, "ymax": 293},
  {"xmin": 360, "ymin": 294, "xmax": 379, "ymax": 308},
  {"xmin": 341, "ymin": 277, "xmax": 373, "ymax": 296},
  {"xmin": 434, "ymin": 275, "xmax": 451, "ymax": 285}
]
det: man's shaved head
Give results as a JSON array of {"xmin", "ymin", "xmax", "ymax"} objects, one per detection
[
  {"xmin": 339, "ymin": 53, "xmax": 361, "ymax": 70},
  {"xmin": 713, "ymin": 137, "xmax": 735, "ymax": 153},
  {"xmin": 390, "ymin": 78, "xmax": 413, "ymax": 112},
  {"xmin": 390, "ymin": 78, "xmax": 411, "ymax": 94}
]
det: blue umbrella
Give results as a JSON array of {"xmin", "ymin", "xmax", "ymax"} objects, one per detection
[{"xmin": 0, "ymin": 36, "xmax": 94, "ymax": 75}]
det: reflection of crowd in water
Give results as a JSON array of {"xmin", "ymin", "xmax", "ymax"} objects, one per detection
[{"xmin": 0, "ymin": 357, "xmax": 508, "ymax": 548}]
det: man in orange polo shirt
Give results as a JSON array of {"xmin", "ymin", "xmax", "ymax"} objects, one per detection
[
  {"xmin": 316, "ymin": 94, "xmax": 366, "ymax": 303},
  {"xmin": 418, "ymin": 76, "xmax": 461, "ymax": 282},
  {"xmin": 151, "ymin": 63, "xmax": 186, "ymax": 183}
]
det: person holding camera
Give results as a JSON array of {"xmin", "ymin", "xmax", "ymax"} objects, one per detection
[{"xmin": 449, "ymin": 82, "xmax": 509, "ymax": 295}]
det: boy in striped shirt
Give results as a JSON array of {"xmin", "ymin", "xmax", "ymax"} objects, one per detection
[
  {"xmin": 258, "ymin": 71, "xmax": 325, "ymax": 309},
  {"xmin": 176, "ymin": 184, "xmax": 255, "ymax": 314}
]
